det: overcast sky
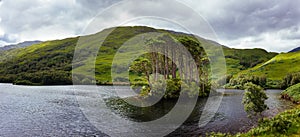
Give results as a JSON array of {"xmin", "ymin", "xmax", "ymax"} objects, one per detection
[{"xmin": 0, "ymin": 0, "xmax": 300, "ymax": 52}]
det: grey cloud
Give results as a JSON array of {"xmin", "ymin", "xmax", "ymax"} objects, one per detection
[
  {"xmin": 0, "ymin": 33, "xmax": 18, "ymax": 43},
  {"xmin": 84, "ymin": 0, "xmax": 218, "ymax": 40},
  {"xmin": 204, "ymin": 0, "xmax": 300, "ymax": 40},
  {"xmin": 281, "ymin": 26, "xmax": 300, "ymax": 40},
  {"xmin": 0, "ymin": 0, "xmax": 299, "ymax": 52},
  {"xmin": 75, "ymin": 0, "xmax": 120, "ymax": 11},
  {"xmin": 0, "ymin": 0, "xmax": 121, "ymax": 43}
]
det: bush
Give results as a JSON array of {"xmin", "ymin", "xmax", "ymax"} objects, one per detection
[
  {"xmin": 11, "ymin": 71, "xmax": 73, "ymax": 85},
  {"xmin": 282, "ymin": 72, "xmax": 300, "ymax": 89},
  {"xmin": 14, "ymin": 80, "xmax": 34, "ymax": 85},
  {"xmin": 242, "ymin": 82, "xmax": 268, "ymax": 116},
  {"xmin": 245, "ymin": 109, "xmax": 300, "ymax": 136},
  {"xmin": 113, "ymin": 77, "xmax": 129, "ymax": 82},
  {"xmin": 0, "ymin": 74, "xmax": 16, "ymax": 83},
  {"xmin": 132, "ymin": 77, "xmax": 210, "ymax": 99},
  {"xmin": 207, "ymin": 132, "xmax": 231, "ymax": 137},
  {"xmin": 266, "ymin": 80, "xmax": 282, "ymax": 89},
  {"xmin": 149, "ymin": 79, "xmax": 166, "ymax": 97},
  {"xmin": 216, "ymin": 74, "xmax": 233, "ymax": 86},
  {"xmin": 140, "ymin": 85, "xmax": 150, "ymax": 98},
  {"xmin": 164, "ymin": 78, "xmax": 181, "ymax": 99},
  {"xmin": 81, "ymin": 78, "xmax": 92, "ymax": 85},
  {"xmin": 281, "ymin": 83, "xmax": 300, "ymax": 103},
  {"xmin": 208, "ymin": 108, "xmax": 300, "ymax": 136},
  {"xmin": 181, "ymin": 81, "xmax": 201, "ymax": 98},
  {"xmin": 227, "ymin": 74, "xmax": 267, "ymax": 89}
]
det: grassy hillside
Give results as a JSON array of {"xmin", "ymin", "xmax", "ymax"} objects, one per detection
[
  {"xmin": 223, "ymin": 47, "xmax": 277, "ymax": 75},
  {"xmin": 0, "ymin": 26, "xmax": 277, "ymax": 85},
  {"xmin": 0, "ymin": 37, "xmax": 77, "ymax": 85},
  {"xmin": 0, "ymin": 40, "xmax": 42, "ymax": 51},
  {"xmin": 239, "ymin": 51, "xmax": 300, "ymax": 81}
]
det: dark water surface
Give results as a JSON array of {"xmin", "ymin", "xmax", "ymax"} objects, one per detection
[{"xmin": 0, "ymin": 84, "xmax": 294, "ymax": 137}]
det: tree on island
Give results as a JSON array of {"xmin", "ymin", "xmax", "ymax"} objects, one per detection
[
  {"xmin": 242, "ymin": 82, "xmax": 268, "ymax": 117},
  {"xmin": 130, "ymin": 34, "xmax": 211, "ymax": 99}
]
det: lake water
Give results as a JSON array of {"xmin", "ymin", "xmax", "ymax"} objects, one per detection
[{"xmin": 0, "ymin": 84, "xmax": 295, "ymax": 137}]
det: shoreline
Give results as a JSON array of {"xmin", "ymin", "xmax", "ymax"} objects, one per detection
[{"xmin": 281, "ymin": 93, "xmax": 300, "ymax": 104}]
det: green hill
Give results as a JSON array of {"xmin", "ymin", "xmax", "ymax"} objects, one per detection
[
  {"xmin": 223, "ymin": 47, "xmax": 277, "ymax": 75},
  {"xmin": 0, "ymin": 26, "xmax": 277, "ymax": 85},
  {"xmin": 239, "ymin": 51, "xmax": 300, "ymax": 81}
]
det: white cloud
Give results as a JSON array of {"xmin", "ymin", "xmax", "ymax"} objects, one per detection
[
  {"xmin": 0, "ymin": 27, "xmax": 4, "ymax": 37},
  {"xmin": 220, "ymin": 29, "xmax": 300, "ymax": 52},
  {"xmin": 0, "ymin": 0, "xmax": 299, "ymax": 52}
]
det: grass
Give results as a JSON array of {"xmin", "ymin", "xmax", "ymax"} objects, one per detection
[
  {"xmin": 223, "ymin": 47, "xmax": 277, "ymax": 75},
  {"xmin": 239, "ymin": 51, "xmax": 300, "ymax": 81},
  {"xmin": 282, "ymin": 83, "xmax": 300, "ymax": 103}
]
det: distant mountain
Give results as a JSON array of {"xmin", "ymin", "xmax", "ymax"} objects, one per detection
[
  {"xmin": 289, "ymin": 47, "xmax": 300, "ymax": 53},
  {"xmin": 0, "ymin": 40, "xmax": 42, "ymax": 51}
]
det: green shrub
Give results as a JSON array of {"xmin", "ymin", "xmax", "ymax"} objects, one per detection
[
  {"xmin": 140, "ymin": 85, "xmax": 150, "ymax": 98},
  {"xmin": 14, "ymin": 80, "xmax": 34, "ymax": 85},
  {"xmin": 164, "ymin": 78, "xmax": 181, "ymax": 99},
  {"xmin": 207, "ymin": 132, "xmax": 231, "ymax": 137},
  {"xmin": 281, "ymin": 83, "xmax": 300, "ymax": 103},
  {"xmin": 0, "ymin": 74, "xmax": 16, "ymax": 83},
  {"xmin": 216, "ymin": 74, "xmax": 233, "ymax": 86},
  {"xmin": 181, "ymin": 81, "xmax": 201, "ymax": 98},
  {"xmin": 208, "ymin": 108, "xmax": 300, "ymax": 137},
  {"xmin": 149, "ymin": 79, "xmax": 166, "ymax": 97},
  {"xmin": 81, "ymin": 78, "xmax": 92, "ymax": 85},
  {"xmin": 245, "ymin": 108, "xmax": 300, "ymax": 136},
  {"xmin": 281, "ymin": 72, "xmax": 300, "ymax": 89},
  {"xmin": 265, "ymin": 80, "xmax": 282, "ymax": 89},
  {"xmin": 242, "ymin": 82, "xmax": 268, "ymax": 116},
  {"xmin": 227, "ymin": 74, "xmax": 267, "ymax": 89}
]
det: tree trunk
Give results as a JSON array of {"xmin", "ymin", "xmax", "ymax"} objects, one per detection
[
  {"xmin": 166, "ymin": 46, "xmax": 169, "ymax": 79},
  {"xmin": 144, "ymin": 64, "xmax": 150, "ymax": 84},
  {"xmin": 171, "ymin": 47, "xmax": 176, "ymax": 79},
  {"xmin": 152, "ymin": 52, "xmax": 156, "ymax": 80},
  {"xmin": 155, "ymin": 52, "xmax": 159, "ymax": 81}
]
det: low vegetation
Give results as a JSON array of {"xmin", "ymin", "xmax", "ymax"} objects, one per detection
[
  {"xmin": 280, "ymin": 72, "xmax": 300, "ymax": 103},
  {"xmin": 242, "ymin": 82, "xmax": 268, "ymax": 117},
  {"xmin": 225, "ymin": 74, "xmax": 267, "ymax": 89},
  {"xmin": 281, "ymin": 83, "xmax": 300, "ymax": 103},
  {"xmin": 281, "ymin": 72, "xmax": 300, "ymax": 89},
  {"xmin": 209, "ymin": 107, "xmax": 300, "ymax": 137}
]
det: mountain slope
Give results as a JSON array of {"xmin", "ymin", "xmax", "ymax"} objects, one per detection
[
  {"xmin": 0, "ymin": 41, "xmax": 42, "ymax": 51},
  {"xmin": 239, "ymin": 51, "xmax": 300, "ymax": 80},
  {"xmin": 223, "ymin": 47, "xmax": 277, "ymax": 75},
  {"xmin": 0, "ymin": 26, "xmax": 277, "ymax": 85},
  {"xmin": 289, "ymin": 47, "xmax": 300, "ymax": 53}
]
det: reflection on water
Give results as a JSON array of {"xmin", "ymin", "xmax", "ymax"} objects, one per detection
[
  {"xmin": 105, "ymin": 97, "xmax": 208, "ymax": 123},
  {"xmin": 105, "ymin": 89, "xmax": 295, "ymax": 136},
  {"xmin": 0, "ymin": 84, "xmax": 295, "ymax": 136}
]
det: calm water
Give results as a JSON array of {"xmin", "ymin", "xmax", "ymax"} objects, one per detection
[{"xmin": 0, "ymin": 84, "xmax": 295, "ymax": 137}]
